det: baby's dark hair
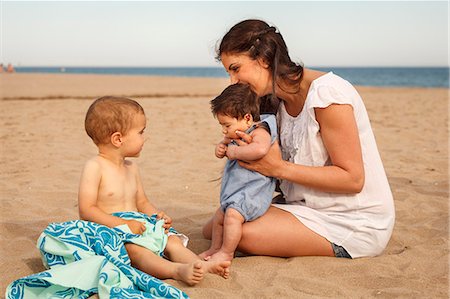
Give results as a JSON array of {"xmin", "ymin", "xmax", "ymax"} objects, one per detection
[
  {"xmin": 85, "ymin": 96, "xmax": 145, "ymax": 145},
  {"xmin": 210, "ymin": 83, "xmax": 260, "ymax": 121}
]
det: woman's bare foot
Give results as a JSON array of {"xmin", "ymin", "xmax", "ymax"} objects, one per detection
[
  {"xmin": 200, "ymin": 260, "xmax": 231, "ymax": 279},
  {"xmin": 174, "ymin": 261, "xmax": 204, "ymax": 286},
  {"xmin": 198, "ymin": 247, "xmax": 220, "ymax": 260}
]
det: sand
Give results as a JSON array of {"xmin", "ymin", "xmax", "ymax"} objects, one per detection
[{"xmin": 1, "ymin": 73, "xmax": 448, "ymax": 298}]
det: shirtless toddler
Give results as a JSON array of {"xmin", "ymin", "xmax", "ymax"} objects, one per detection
[{"xmin": 78, "ymin": 96, "xmax": 230, "ymax": 285}]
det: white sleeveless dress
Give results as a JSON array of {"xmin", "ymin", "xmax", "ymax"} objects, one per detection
[{"xmin": 273, "ymin": 72, "xmax": 395, "ymax": 258}]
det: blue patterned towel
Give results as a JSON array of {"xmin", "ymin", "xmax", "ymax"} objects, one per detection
[{"xmin": 5, "ymin": 212, "xmax": 189, "ymax": 299}]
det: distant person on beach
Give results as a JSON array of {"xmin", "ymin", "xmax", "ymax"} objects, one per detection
[
  {"xmin": 6, "ymin": 63, "xmax": 15, "ymax": 73},
  {"xmin": 199, "ymin": 83, "xmax": 278, "ymax": 262},
  {"xmin": 202, "ymin": 19, "xmax": 395, "ymax": 259},
  {"xmin": 79, "ymin": 96, "xmax": 230, "ymax": 285}
]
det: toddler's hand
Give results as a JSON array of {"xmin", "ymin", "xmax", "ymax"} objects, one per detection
[
  {"xmin": 215, "ymin": 143, "xmax": 227, "ymax": 159},
  {"xmin": 156, "ymin": 211, "xmax": 172, "ymax": 232},
  {"xmin": 126, "ymin": 220, "xmax": 146, "ymax": 235}
]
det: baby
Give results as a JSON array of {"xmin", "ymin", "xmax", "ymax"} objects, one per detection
[
  {"xmin": 200, "ymin": 84, "xmax": 278, "ymax": 262},
  {"xmin": 78, "ymin": 96, "xmax": 230, "ymax": 285}
]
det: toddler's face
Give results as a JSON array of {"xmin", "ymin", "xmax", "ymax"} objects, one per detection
[
  {"xmin": 216, "ymin": 113, "xmax": 252, "ymax": 140},
  {"xmin": 122, "ymin": 112, "xmax": 146, "ymax": 157}
]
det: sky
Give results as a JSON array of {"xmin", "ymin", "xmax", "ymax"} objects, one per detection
[{"xmin": 1, "ymin": 1, "xmax": 448, "ymax": 67}]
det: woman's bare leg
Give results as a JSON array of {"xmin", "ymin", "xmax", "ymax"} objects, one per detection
[
  {"xmin": 202, "ymin": 206, "xmax": 334, "ymax": 257},
  {"xmin": 237, "ymin": 206, "xmax": 334, "ymax": 257}
]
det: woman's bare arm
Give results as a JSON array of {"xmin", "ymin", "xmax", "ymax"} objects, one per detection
[
  {"xmin": 236, "ymin": 104, "xmax": 364, "ymax": 193},
  {"xmin": 226, "ymin": 127, "xmax": 272, "ymax": 161}
]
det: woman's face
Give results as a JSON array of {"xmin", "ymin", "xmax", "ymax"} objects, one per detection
[{"xmin": 221, "ymin": 52, "xmax": 272, "ymax": 97}]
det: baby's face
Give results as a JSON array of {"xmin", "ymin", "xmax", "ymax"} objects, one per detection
[
  {"xmin": 216, "ymin": 113, "xmax": 252, "ymax": 139},
  {"xmin": 121, "ymin": 112, "xmax": 147, "ymax": 157}
]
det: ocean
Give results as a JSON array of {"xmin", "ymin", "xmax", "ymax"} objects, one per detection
[{"xmin": 14, "ymin": 66, "xmax": 449, "ymax": 88}]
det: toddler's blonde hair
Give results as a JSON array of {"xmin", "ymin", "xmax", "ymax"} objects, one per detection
[{"xmin": 85, "ymin": 96, "xmax": 145, "ymax": 145}]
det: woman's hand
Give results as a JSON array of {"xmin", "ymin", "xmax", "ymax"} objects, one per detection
[
  {"xmin": 234, "ymin": 130, "xmax": 284, "ymax": 178},
  {"xmin": 233, "ymin": 130, "xmax": 252, "ymax": 146}
]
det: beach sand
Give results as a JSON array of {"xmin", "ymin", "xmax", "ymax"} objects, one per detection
[{"xmin": 1, "ymin": 73, "xmax": 448, "ymax": 298}]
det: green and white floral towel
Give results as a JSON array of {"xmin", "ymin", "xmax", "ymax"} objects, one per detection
[{"xmin": 6, "ymin": 212, "xmax": 189, "ymax": 299}]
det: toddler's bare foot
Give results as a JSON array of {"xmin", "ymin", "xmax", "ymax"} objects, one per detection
[
  {"xmin": 198, "ymin": 248, "xmax": 219, "ymax": 260},
  {"xmin": 175, "ymin": 261, "xmax": 204, "ymax": 286},
  {"xmin": 209, "ymin": 250, "xmax": 234, "ymax": 263},
  {"xmin": 200, "ymin": 260, "xmax": 231, "ymax": 279}
]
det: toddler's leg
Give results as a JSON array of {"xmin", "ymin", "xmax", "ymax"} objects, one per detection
[
  {"xmin": 199, "ymin": 209, "xmax": 224, "ymax": 260},
  {"xmin": 165, "ymin": 235, "xmax": 231, "ymax": 279},
  {"xmin": 125, "ymin": 243, "xmax": 203, "ymax": 286},
  {"xmin": 209, "ymin": 208, "xmax": 244, "ymax": 262}
]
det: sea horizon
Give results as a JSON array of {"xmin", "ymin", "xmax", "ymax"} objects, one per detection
[{"xmin": 10, "ymin": 66, "xmax": 450, "ymax": 88}]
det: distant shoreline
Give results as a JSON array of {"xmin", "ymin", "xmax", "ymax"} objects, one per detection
[
  {"xmin": 6, "ymin": 66, "xmax": 449, "ymax": 88},
  {"xmin": 2, "ymin": 73, "xmax": 448, "ymax": 101}
]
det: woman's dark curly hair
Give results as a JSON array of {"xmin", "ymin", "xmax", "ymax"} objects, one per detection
[{"xmin": 217, "ymin": 19, "xmax": 304, "ymax": 114}]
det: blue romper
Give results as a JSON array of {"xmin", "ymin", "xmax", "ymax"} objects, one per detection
[{"xmin": 220, "ymin": 114, "xmax": 278, "ymax": 222}]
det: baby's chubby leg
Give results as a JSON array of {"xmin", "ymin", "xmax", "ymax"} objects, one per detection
[
  {"xmin": 199, "ymin": 208, "xmax": 225, "ymax": 260},
  {"xmin": 165, "ymin": 235, "xmax": 230, "ymax": 279},
  {"xmin": 125, "ymin": 243, "xmax": 203, "ymax": 286},
  {"xmin": 209, "ymin": 208, "xmax": 245, "ymax": 262}
]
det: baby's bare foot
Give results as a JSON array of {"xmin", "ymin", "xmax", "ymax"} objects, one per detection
[
  {"xmin": 175, "ymin": 261, "xmax": 204, "ymax": 286},
  {"xmin": 198, "ymin": 248, "xmax": 219, "ymax": 260},
  {"xmin": 209, "ymin": 250, "xmax": 234, "ymax": 263},
  {"xmin": 200, "ymin": 260, "xmax": 231, "ymax": 279}
]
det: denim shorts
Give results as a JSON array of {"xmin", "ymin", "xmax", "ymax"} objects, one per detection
[{"xmin": 331, "ymin": 243, "xmax": 352, "ymax": 259}]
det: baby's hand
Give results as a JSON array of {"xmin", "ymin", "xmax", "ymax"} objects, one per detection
[
  {"xmin": 156, "ymin": 211, "xmax": 172, "ymax": 232},
  {"xmin": 126, "ymin": 220, "xmax": 146, "ymax": 235},
  {"xmin": 215, "ymin": 143, "xmax": 227, "ymax": 159}
]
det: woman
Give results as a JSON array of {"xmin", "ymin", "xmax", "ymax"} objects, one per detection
[{"xmin": 202, "ymin": 19, "xmax": 395, "ymax": 259}]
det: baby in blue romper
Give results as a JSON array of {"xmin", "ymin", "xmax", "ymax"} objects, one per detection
[{"xmin": 199, "ymin": 83, "xmax": 278, "ymax": 262}]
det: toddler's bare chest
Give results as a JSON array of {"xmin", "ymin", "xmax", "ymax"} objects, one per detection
[{"xmin": 99, "ymin": 169, "xmax": 138, "ymax": 203}]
